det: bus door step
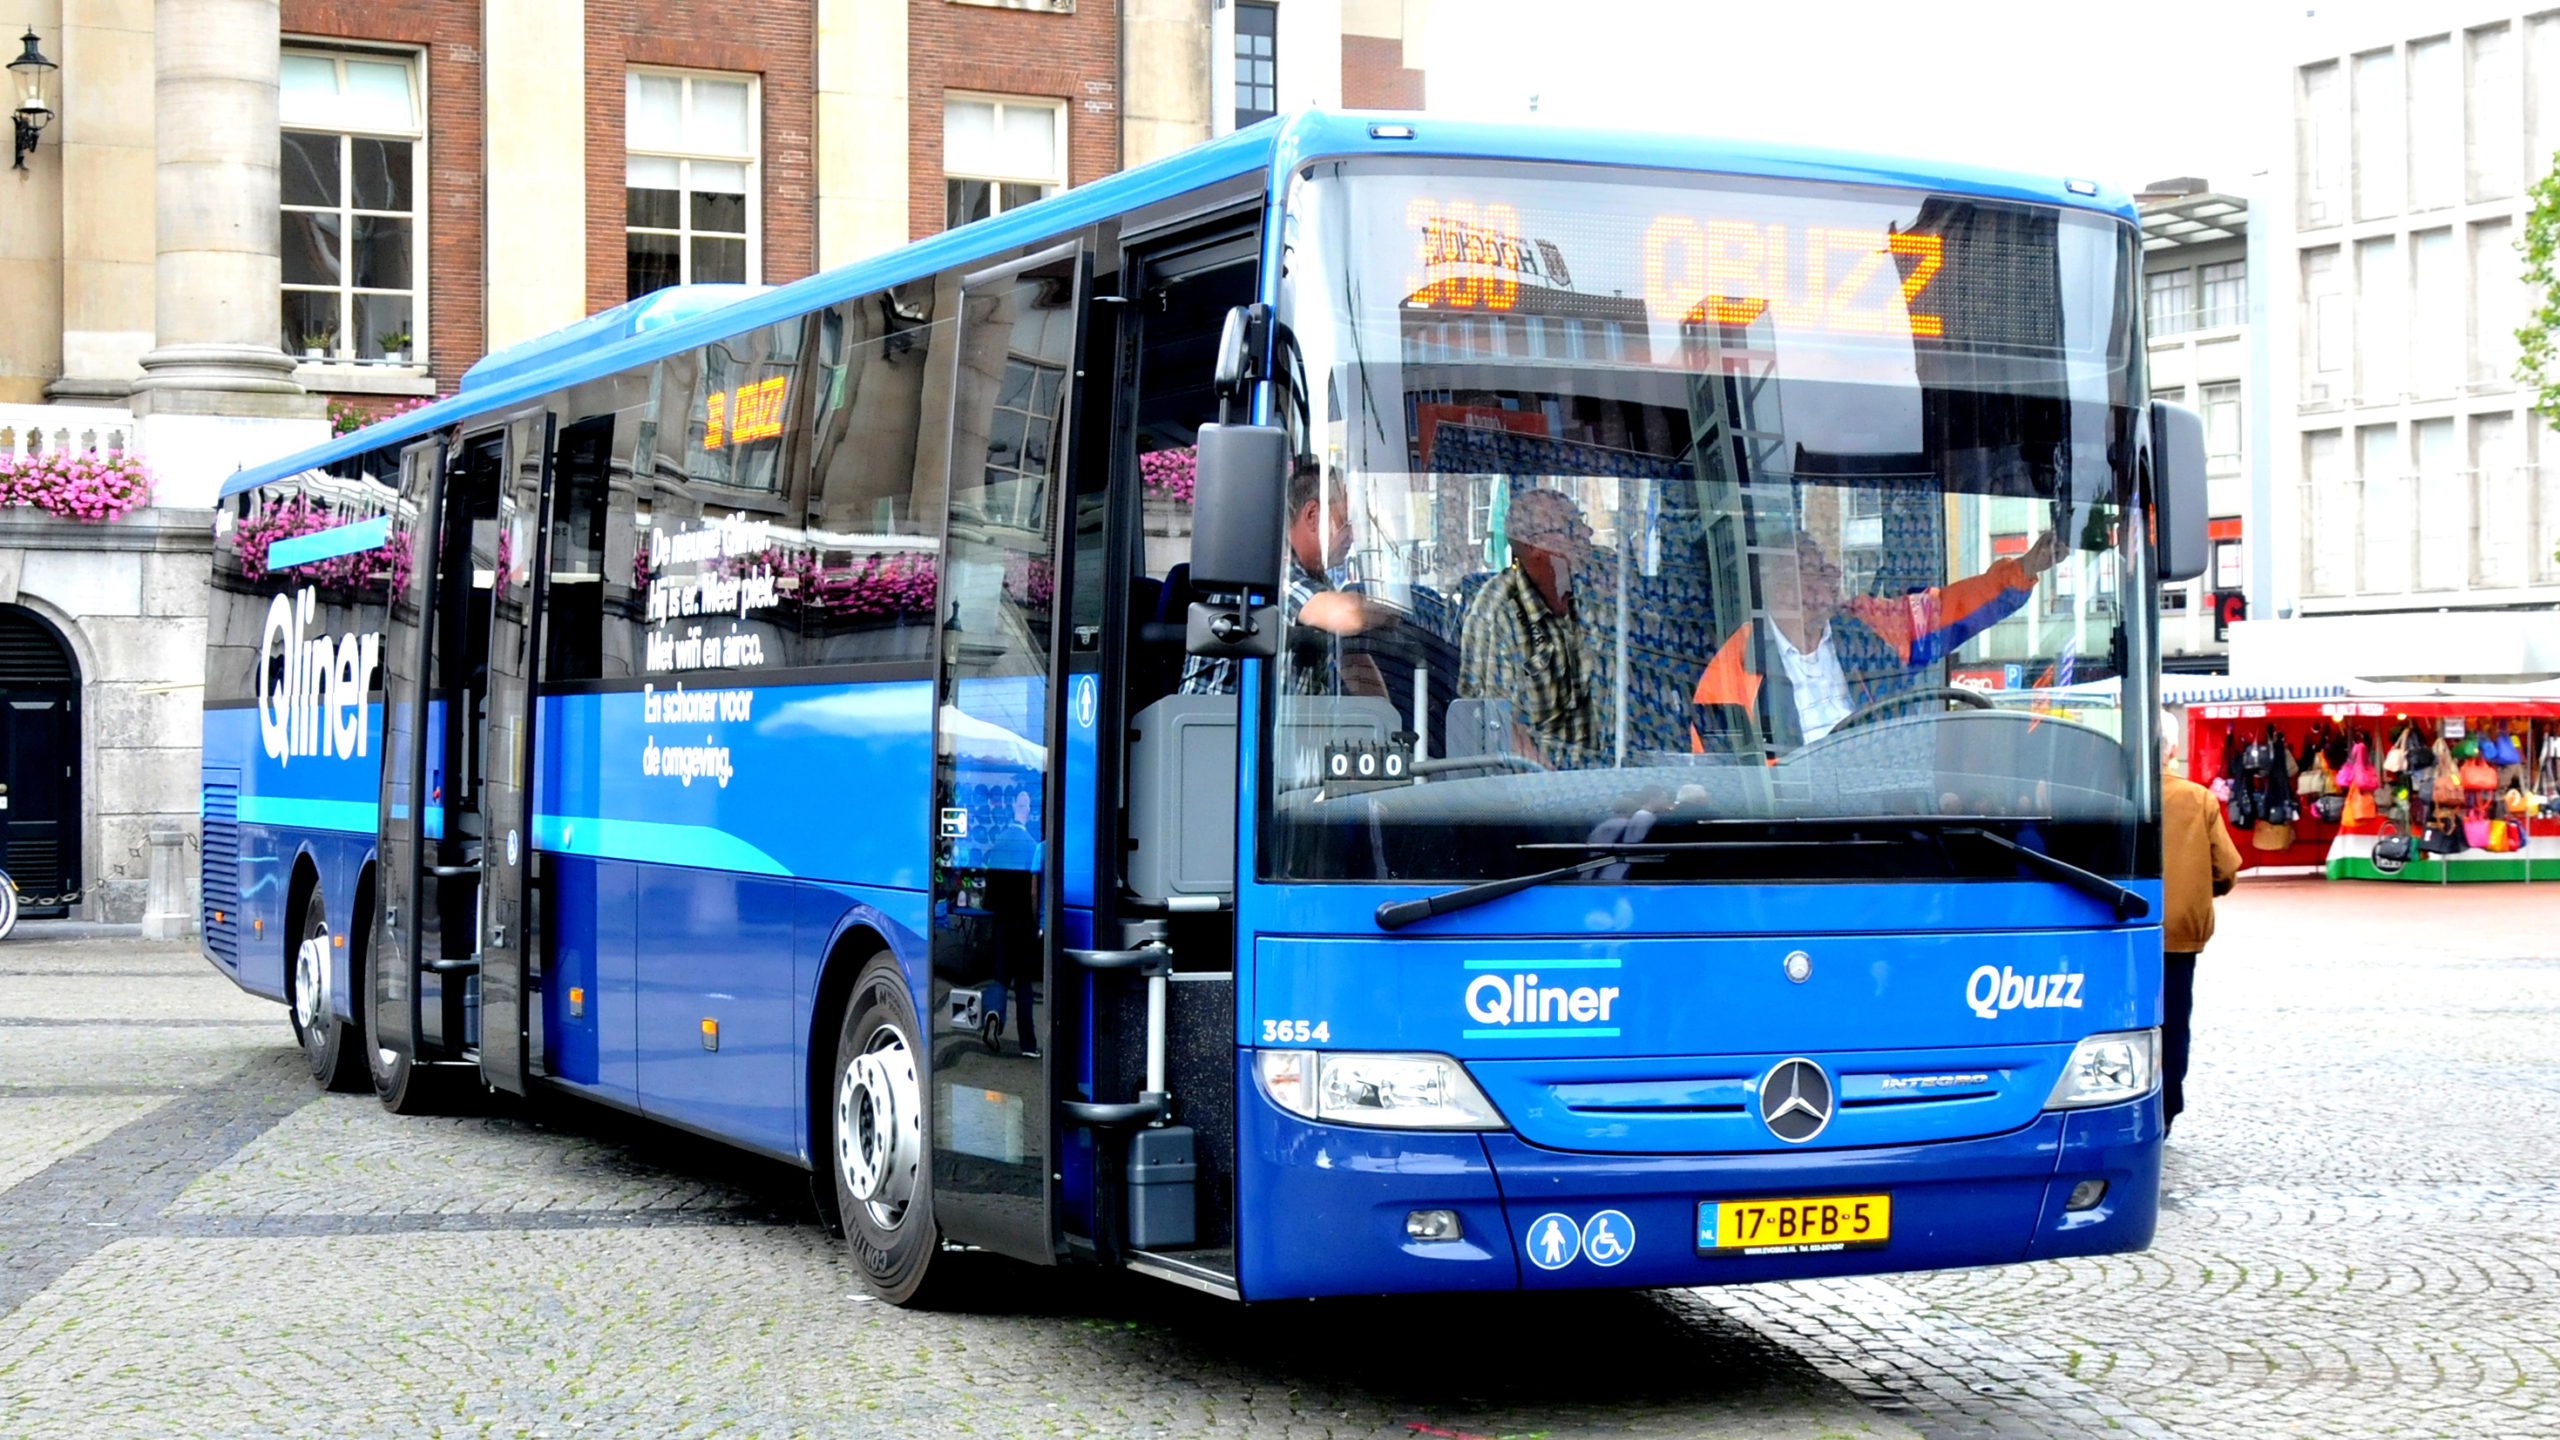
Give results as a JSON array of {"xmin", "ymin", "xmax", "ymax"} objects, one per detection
[{"xmin": 1125, "ymin": 1246, "xmax": 1238, "ymax": 1301}]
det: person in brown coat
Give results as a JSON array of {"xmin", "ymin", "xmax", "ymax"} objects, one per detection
[{"xmin": 2160, "ymin": 707, "xmax": 2242, "ymax": 1135}]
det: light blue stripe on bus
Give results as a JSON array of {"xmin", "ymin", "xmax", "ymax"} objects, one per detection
[
  {"xmin": 266, "ymin": 515, "xmax": 391, "ymax": 569},
  {"xmin": 531, "ymin": 814, "xmax": 790, "ymax": 877},
  {"xmin": 1462, "ymin": 1027, "xmax": 1623, "ymax": 1039},
  {"xmin": 236, "ymin": 796, "xmax": 380, "ymax": 833},
  {"xmin": 1461, "ymin": 957, "xmax": 1623, "ymax": 970}
]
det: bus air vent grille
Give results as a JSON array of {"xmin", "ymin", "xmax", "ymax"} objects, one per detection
[{"xmin": 200, "ymin": 775, "xmax": 239, "ymax": 965}]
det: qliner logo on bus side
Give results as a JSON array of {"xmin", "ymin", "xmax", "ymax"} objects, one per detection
[
  {"xmin": 261, "ymin": 587, "xmax": 380, "ymax": 765},
  {"xmin": 1461, "ymin": 960, "xmax": 1624, "ymax": 1037}
]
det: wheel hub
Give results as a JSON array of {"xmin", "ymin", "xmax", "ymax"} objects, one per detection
[
  {"xmin": 293, "ymin": 930, "xmax": 330, "ymax": 1033},
  {"xmin": 836, "ymin": 1030, "xmax": 921, "ymax": 1228}
]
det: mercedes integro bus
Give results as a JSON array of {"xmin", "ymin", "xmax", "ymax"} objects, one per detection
[{"xmin": 201, "ymin": 111, "xmax": 2210, "ymax": 1305}]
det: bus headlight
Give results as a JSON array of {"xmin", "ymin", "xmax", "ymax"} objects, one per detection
[
  {"xmin": 2043, "ymin": 1029, "xmax": 2160, "ymax": 1109},
  {"xmin": 1255, "ymin": 1050, "xmax": 1506, "ymax": 1130}
]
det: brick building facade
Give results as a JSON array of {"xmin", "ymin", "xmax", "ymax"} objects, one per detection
[{"xmin": 0, "ymin": 0, "xmax": 1427, "ymax": 922}]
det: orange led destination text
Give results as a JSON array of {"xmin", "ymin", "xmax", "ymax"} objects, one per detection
[
  {"xmin": 1406, "ymin": 198, "xmax": 1532, "ymax": 311},
  {"xmin": 1644, "ymin": 220, "xmax": 1943, "ymax": 336},
  {"xmin": 703, "ymin": 377, "xmax": 789, "ymax": 451}
]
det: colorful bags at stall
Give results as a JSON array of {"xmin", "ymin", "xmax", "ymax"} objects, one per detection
[
  {"xmin": 2460, "ymin": 754, "xmax": 2500, "ymax": 792},
  {"xmin": 2431, "ymin": 738, "xmax": 2466, "ymax": 807},
  {"xmin": 2338, "ymin": 741, "xmax": 2378, "ymax": 790},
  {"xmin": 2343, "ymin": 788, "xmax": 2377, "ymax": 825}
]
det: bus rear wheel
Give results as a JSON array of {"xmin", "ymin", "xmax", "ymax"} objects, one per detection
[
  {"xmin": 829, "ymin": 953, "xmax": 946, "ymax": 1305},
  {"xmin": 289, "ymin": 881, "xmax": 365, "ymax": 1092}
]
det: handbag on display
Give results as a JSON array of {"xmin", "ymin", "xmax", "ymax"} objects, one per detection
[
  {"xmin": 2383, "ymin": 733, "xmax": 2408, "ymax": 777},
  {"xmin": 2373, "ymin": 821, "xmax": 2413, "ymax": 865},
  {"xmin": 2252, "ymin": 819, "xmax": 2296, "ymax": 851},
  {"xmin": 2338, "ymin": 741, "xmax": 2378, "ymax": 790},
  {"xmin": 2209, "ymin": 775, "xmax": 2233, "ymax": 802},
  {"xmin": 2421, "ymin": 813, "xmax": 2467, "ymax": 855},
  {"xmin": 2487, "ymin": 817, "xmax": 2522, "ymax": 853},
  {"xmin": 2464, "ymin": 813, "xmax": 2494, "ymax": 849},
  {"xmin": 2342, "ymin": 788, "xmax": 2376, "ymax": 825},
  {"xmin": 2432, "ymin": 746, "xmax": 2467, "ymax": 807},
  {"xmin": 2313, "ymin": 792, "xmax": 2346, "ymax": 825}
]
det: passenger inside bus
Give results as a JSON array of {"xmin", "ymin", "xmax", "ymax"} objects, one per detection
[
  {"xmin": 1177, "ymin": 457, "xmax": 1393, "ymax": 698},
  {"xmin": 1688, "ymin": 523, "xmax": 2062, "ymax": 759},
  {"xmin": 1456, "ymin": 487, "xmax": 1600, "ymax": 766}
]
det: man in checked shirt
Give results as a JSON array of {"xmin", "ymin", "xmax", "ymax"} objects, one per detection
[{"xmin": 1457, "ymin": 487, "xmax": 1603, "ymax": 766}]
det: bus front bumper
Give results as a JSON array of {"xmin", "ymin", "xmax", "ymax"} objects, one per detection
[{"xmin": 1234, "ymin": 1063, "xmax": 2159, "ymax": 1300}]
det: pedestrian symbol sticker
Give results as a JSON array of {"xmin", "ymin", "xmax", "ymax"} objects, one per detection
[
  {"xmin": 1581, "ymin": 1209, "xmax": 1634, "ymax": 1267},
  {"xmin": 1526, "ymin": 1212, "xmax": 1580, "ymax": 1270}
]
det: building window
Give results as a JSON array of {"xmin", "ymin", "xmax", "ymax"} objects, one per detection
[
  {"xmin": 2146, "ymin": 268, "xmax": 2192, "ymax": 336},
  {"xmin": 2198, "ymin": 261, "xmax": 2246, "ymax": 329},
  {"xmin": 945, "ymin": 95, "xmax": 1065, "ymax": 230},
  {"xmin": 626, "ymin": 70, "xmax": 758, "ymax": 299},
  {"xmin": 2200, "ymin": 382, "xmax": 2242, "ymax": 469},
  {"xmin": 280, "ymin": 48, "xmax": 423, "ymax": 366},
  {"xmin": 1234, "ymin": 2, "xmax": 1278, "ymax": 129}
]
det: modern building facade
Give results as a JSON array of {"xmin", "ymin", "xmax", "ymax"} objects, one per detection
[
  {"xmin": 0, "ymin": 0, "xmax": 1429, "ymax": 921},
  {"xmin": 2140, "ymin": 178, "xmax": 2252, "ymax": 670},
  {"xmin": 2246, "ymin": 4, "xmax": 2560, "ymax": 681}
]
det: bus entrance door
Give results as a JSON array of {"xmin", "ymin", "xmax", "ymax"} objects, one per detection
[
  {"xmin": 374, "ymin": 419, "xmax": 545, "ymax": 1101},
  {"xmin": 923, "ymin": 243, "xmax": 1088, "ymax": 1264}
]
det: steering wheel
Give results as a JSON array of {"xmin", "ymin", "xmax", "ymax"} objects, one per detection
[{"xmin": 1827, "ymin": 685, "xmax": 1995, "ymax": 737}]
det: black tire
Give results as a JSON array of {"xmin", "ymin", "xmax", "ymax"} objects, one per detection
[
  {"xmin": 826, "ymin": 952, "xmax": 949, "ymax": 1306},
  {"xmin": 364, "ymin": 900, "xmax": 459, "ymax": 1115},
  {"xmin": 0, "ymin": 873, "xmax": 19, "ymax": 942},
  {"xmin": 289, "ymin": 880, "xmax": 367, "ymax": 1092}
]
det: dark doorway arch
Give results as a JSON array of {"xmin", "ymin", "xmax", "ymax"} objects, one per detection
[{"xmin": 0, "ymin": 606, "xmax": 81, "ymax": 916}]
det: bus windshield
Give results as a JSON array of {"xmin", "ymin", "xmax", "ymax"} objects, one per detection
[{"xmin": 1262, "ymin": 158, "xmax": 2154, "ymax": 885}]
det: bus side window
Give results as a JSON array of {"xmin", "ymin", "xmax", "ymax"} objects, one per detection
[
  {"xmin": 542, "ymin": 416, "xmax": 618, "ymax": 683},
  {"xmin": 796, "ymin": 283, "xmax": 946, "ymax": 667}
]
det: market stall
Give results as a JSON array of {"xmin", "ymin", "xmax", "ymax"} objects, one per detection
[{"xmin": 2183, "ymin": 690, "xmax": 2560, "ymax": 881}]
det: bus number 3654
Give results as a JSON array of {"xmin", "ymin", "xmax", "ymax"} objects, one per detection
[{"xmin": 1261, "ymin": 1019, "xmax": 1329, "ymax": 1043}]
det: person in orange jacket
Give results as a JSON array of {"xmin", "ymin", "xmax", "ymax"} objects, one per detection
[
  {"xmin": 1689, "ymin": 527, "xmax": 2060, "ymax": 758},
  {"xmin": 2160, "ymin": 707, "xmax": 2241, "ymax": 1136}
]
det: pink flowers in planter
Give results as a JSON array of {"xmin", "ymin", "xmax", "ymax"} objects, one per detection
[
  {"xmin": 768, "ymin": 548, "xmax": 938, "ymax": 617},
  {"xmin": 235, "ymin": 497, "xmax": 413, "ymax": 594},
  {"xmin": 1139, "ymin": 446, "xmax": 1196, "ymax": 507},
  {"xmin": 0, "ymin": 450, "xmax": 155, "ymax": 523}
]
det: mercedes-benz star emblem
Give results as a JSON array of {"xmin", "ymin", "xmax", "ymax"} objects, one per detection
[
  {"xmin": 1758, "ymin": 1058, "xmax": 1834, "ymax": 1143},
  {"xmin": 1782, "ymin": 950, "xmax": 1812, "ymax": 983}
]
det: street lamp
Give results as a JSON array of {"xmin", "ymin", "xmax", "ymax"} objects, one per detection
[{"xmin": 9, "ymin": 28, "xmax": 53, "ymax": 171}]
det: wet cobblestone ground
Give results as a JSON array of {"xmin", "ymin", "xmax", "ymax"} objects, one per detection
[{"xmin": 0, "ymin": 879, "xmax": 2551, "ymax": 1438}]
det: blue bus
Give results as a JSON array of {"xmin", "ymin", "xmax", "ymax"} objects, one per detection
[{"xmin": 201, "ymin": 111, "xmax": 2209, "ymax": 1304}]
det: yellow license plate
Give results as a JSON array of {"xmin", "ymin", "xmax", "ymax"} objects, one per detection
[{"xmin": 1697, "ymin": 1193, "xmax": 1891, "ymax": 1256}]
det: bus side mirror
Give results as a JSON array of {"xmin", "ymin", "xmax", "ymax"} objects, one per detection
[
  {"xmin": 1189, "ymin": 422, "xmax": 1287, "ymax": 596},
  {"xmin": 2150, "ymin": 400, "xmax": 2208, "ymax": 583},
  {"xmin": 1212, "ymin": 303, "xmax": 1269, "ymax": 401}
]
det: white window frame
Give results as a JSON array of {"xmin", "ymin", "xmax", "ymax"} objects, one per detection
[
  {"xmin": 279, "ymin": 42, "xmax": 429, "ymax": 383},
  {"xmin": 625, "ymin": 67, "xmax": 764, "ymax": 294},
  {"xmin": 942, "ymin": 92, "xmax": 1069, "ymax": 230}
]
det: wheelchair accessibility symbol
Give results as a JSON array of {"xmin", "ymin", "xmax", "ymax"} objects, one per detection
[{"xmin": 1580, "ymin": 1209, "xmax": 1635, "ymax": 1267}]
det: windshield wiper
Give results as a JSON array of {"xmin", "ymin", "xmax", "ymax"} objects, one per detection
[
  {"xmin": 1374, "ymin": 852, "xmax": 1663, "ymax": 931},
  {"xmin": 1945, "ymin": 826, "xmax": 2148, "ymax": 922}
]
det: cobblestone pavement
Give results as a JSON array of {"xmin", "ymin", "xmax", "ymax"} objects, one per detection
[{"xmin": 0, "ymin": 882, "xmax": 2551, "ymax": 1438}]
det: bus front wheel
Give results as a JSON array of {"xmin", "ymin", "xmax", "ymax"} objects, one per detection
[
  {"xmin": 829, "ymin": 953, "xmax": 946, "ymax": 1305},
  {"xmin": 289, "ymin": 881, "xmax": 366, "ymax": 1092}
]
